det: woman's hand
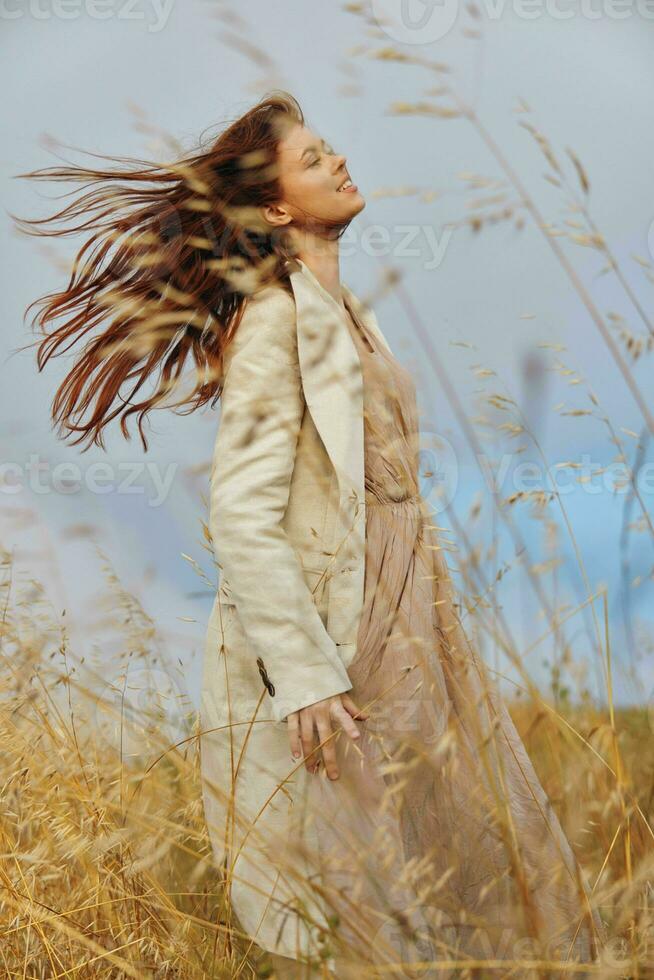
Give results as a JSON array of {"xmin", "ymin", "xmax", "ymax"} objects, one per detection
[{"xmin": 287, "ymin": 693, "xmax": 370, "ymax": 780}]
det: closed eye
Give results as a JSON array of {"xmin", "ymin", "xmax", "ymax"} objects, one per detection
[{"xmin": 307, "ymin": 141, "xmax": 336, "ymax": 167}]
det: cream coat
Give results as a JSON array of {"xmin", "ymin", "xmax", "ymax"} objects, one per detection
[{"xmin": 200, "ymin": 257, "xmax": 394, "ymax": 962}]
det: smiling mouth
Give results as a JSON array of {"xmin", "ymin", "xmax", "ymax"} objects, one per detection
[{"xmin": 337, "ymin": 177, "xmax": 357, "ymax": 192}]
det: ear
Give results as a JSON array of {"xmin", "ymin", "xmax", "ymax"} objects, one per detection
[{"xmin": 261, "ymin": 202, "xmax": 292, "ymax": 228}]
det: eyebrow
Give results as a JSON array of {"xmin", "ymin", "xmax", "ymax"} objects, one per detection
[{"xmin": 300, "ymin": 138, "xmax": 327, "ymax": 161}]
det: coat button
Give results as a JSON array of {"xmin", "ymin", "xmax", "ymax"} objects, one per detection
[{"xmin": 256, "ymin": 657, "xmax": 275, "ymax": 697}]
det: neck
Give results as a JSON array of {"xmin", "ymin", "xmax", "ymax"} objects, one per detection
[{"xmin": 289, "ymin": 234, "xmax": 345, "ymax": 309}]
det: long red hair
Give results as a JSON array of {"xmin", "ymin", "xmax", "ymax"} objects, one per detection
[{"xmin": 12, "ymin": 92, "xmax": 307, "ymax": 452}]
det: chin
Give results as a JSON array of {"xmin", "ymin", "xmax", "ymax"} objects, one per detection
[{"xmin": 348, "ymin": 191, "xmax": 366, "ymax": 215}]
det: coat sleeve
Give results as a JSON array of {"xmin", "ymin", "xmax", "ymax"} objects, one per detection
[{"xmin": 208, "ymin": 285, "xmax": 354, "ymax": 723}]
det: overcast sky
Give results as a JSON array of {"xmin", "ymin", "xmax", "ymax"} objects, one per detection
[{"xmin": 2, "ymin": 0, "xmax": 653, "ymax": 713}]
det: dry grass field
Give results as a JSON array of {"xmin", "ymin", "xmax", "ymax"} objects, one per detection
[{"xmin": 1, "ymin": 544, "xmax": 652, "ymax": 978}]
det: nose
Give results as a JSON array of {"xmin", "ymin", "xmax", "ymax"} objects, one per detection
[{"xmin": 333, "ymin": 153, "xmax": 347, "ymax": 171}]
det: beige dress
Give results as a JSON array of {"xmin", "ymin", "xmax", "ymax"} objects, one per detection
[{"xmin": 285, "ymin": 298, "xmax": 607, "ymax": 976}]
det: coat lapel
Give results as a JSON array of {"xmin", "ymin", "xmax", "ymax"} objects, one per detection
[
  {"xmin": 286, "ymin": 258, "xmax": 389, "ymax": 652},
  {"xmin": 287, "ymin": 259, "xmax": 364, "ymax": 503}
]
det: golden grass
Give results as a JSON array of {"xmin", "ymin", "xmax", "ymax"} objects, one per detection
[{"xmin": 0, "ymin": 545, "xmax": 652, "ymax": 978}]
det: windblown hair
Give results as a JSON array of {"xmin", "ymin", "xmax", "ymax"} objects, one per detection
[{"xmin": 13, "ymin": 91, "xmax": 333, "ymax": 452}]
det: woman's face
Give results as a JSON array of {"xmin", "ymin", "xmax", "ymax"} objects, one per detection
[{"xmin": 270, "ymin": 123, "xmax": 365, "ymax": 230}]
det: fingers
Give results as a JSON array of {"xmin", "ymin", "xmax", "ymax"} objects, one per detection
[
  {"xmin": 287, "ymin": 712, "xmax": 302, "ymax": 760},
  {"xmin": 315, "ymin": 712, "xmax": 339, "ymax": 780},
  {"xmin": 288, "ymin": 695, "xmax": 370, "ymax": 779},
  {"xmin": 340, "ymin": 692, "xmax": 371, "ymax": 721},
  {"xmin": 300, "ymin": 708, "xmax": 318, "ymax": 773},
  {"xmin": 330, "ymin": 701, "xmax": 362, "ymax": 743}
]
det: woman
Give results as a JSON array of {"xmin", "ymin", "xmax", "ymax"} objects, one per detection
[{"xmin": 17, "ymin": 92, "xmax": 606, "ymax": 978}]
